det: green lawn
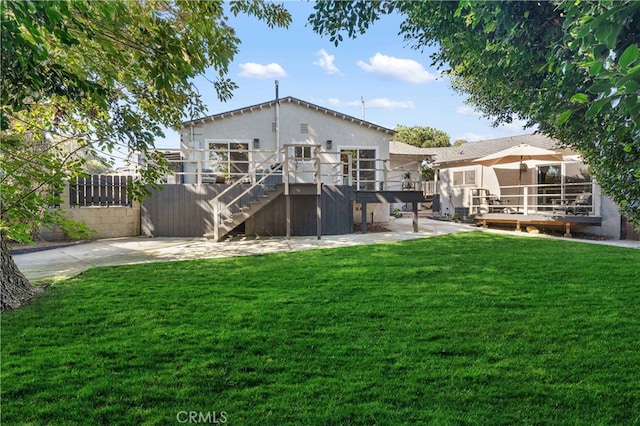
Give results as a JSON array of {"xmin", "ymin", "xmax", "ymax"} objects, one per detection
[{"xmin": 2, "ymin": 233, "xmax": 639, "ymax": 425}]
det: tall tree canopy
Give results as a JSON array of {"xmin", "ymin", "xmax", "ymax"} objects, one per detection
[
  {"xmin": 394, "ymin": 125, "xmax": 450, "ymax": 148},
  {"xmin": 0, "ymin": 0, "xmax": 291, "ymax": 311},
  {"xmin": 310, "ymin": 0, "xmax": 640, "ymax": 225}
]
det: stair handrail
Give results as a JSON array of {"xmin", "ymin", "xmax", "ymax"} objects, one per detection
[
  {"xmin": 210, "ymin": 147, "xmax": 285, "ymax": 206},
  {"xmin": 222, "ymin": 164, "xmax": 285, "ymax": 215}
]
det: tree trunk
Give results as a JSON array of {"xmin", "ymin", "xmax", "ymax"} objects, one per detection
[{"xmin": 1, "ymin": 231, "xmax": 44, "ymax": 312}]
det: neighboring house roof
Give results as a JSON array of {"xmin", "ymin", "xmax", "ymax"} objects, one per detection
[
  {"xmin": 180, "ymin": 96, "xmax": 396, "ymax": 135},
  {"xmin": 389, "ymin": 141, "xmax": 440, "ymax": 156},
  {"xmin": 429, "ymin": 134, "xmax": 565, "ymax": 166},
  {"xmin": 390, "ymin": 134, "xmax": 564, "ymax": 165}
]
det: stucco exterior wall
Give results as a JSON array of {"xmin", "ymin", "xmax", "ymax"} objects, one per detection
[
  {"xmin": 180, "ymin": 98, "xmax": 395, "ymax": 224},
  {"xmin": 180, "ymin": 99, "xmax": 393, "ymax": 186},
  {"xmin": 436, "ymin": 165, "xmax": 484, "ymax": 218},
  {"xmin": 354, "ymin": 202, "xmax": 390, "ymax": 224},
  {"xmin": 580, "ymin": 186, "xmax": 621, "ymax": 239}
]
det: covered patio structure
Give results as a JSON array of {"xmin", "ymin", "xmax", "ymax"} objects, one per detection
[{"xmin": 468, "ymin": 145, "xmax": 601, "ymax": 236}]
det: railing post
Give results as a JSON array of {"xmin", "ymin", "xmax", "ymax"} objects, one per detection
[
  {"xmin": 213, "ymin": 201, "xmax": 220, "ymax": 241},
  {"xmin": 315, "ymin": 145, "xmax": 322, "ymax": 240},
  {"xmin": 382, "ymin": 160, "xmax": 388, "ymax": 191},
  {"xmin": 284, "ymin": 146, "xmax": 291, "ymax": 238},
  {"xmin": 196, "ymin": 159, "xmax": 202, "ymax": 186},
  {"xmin": 347, "ymin": 153, "xmax": 353, "ymax": 187},
  {"xmin": 523, "ymin": 186, "xmax": 528, "ymax": 213},
  {"xmin": 469, "ymin": 189, "xmax": 474, "ymax": 215},
  {"xmin": 592, "ymin": 179, "xmax": 600, "ymax": 216}
]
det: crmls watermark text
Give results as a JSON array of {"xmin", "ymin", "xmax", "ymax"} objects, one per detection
[{"xmin": 176, "ymin": 411, "xmax": 227, "ymax": 424}]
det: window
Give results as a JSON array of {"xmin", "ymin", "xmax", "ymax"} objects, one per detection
[
  {"xmin": 341, "ymin": 148, "xmax": 377, "ymax": 190},
  {"xmin": 208, "ymin": 141, "xmax": 249, "ymax": 179},
  {"xmin": 453, "ymin": 171, "xmax": 464, "ymax": 186},
  {"xmin": 453, "ymin": 170, "xmax": 475, "ymax": 186},
  {"xmin": 539, "ymin": 165, "xmax": 561, "ymax": 185},
  {"xmin": 294, "ymin": 146, "xmax": 313, "ymax": 160},
  {"xmin": 465, "ymin": 170, "xmax": 476, "ymax": 185}
]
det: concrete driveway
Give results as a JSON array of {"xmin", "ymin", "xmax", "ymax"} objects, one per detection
[
  {"xmin": 13, "ymin": 218, "xmax": 475, "ymax": 282},
  {"xmin": 13, "ymin": 217, "xmax": 639, "ymax": 282}
]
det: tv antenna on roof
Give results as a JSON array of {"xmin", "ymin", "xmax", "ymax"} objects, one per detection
[{"xmin": 361, "ymin": 96, "xmax": 365, "ymax": 120}]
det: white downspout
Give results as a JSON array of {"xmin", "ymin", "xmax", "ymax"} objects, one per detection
[{"xmin": 275, "ymin": 80, "xmax": 280, "ymax": 162}]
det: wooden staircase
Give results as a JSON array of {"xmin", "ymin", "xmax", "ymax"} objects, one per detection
[{"xmin": 207, "ymin": 184, "xmax": 283, "ymax": 241}]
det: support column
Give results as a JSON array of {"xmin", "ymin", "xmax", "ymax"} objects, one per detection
[
  {"xmin": 284, "ymin": 147, "xmax": 291, "ymax": 239},
  {"xmin": 316, "ymin": 193, "xmax": 321, "ymax": 240},
  {"xmin": 564, "ymin": 223, "xmax": 572, "ymax": 238},
  {"xmin": 361, "ymin": 203, "xmax": 367, "ymax": 233},
  {"xmin": 286, "ymin": 195, "xmax": 291, "ymax": 238},
  {"xmin": 412, "ymin": 201, "xmax": 418, "ymax": 232},
  {"xmin": 316, "ymin": 149, "xmax": 322, "ymax": 240}
]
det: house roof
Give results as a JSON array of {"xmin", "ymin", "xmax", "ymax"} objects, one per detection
[
  {"xmin": 432, "ymin": 134, "xmax": 563, "ymax": 165},
  {"xmin": 390, "ymin": 134, "xmax": 564, "ymax": 165},
  {"xmin": 389, "ymin": 140, "xmax": 441, "ymax": 156},
  {"xmin": 180, "ymin": 96, "xmax": 396, "ymax": 135}
]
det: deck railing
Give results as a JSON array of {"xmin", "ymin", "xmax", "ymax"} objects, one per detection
[
  {"xmin": 158, "ymin": 147, "xmax": 426, "ymax": 191},
  {"xmin": 469, "ymin": 182, "xmax": 599, "ymax": 216}
]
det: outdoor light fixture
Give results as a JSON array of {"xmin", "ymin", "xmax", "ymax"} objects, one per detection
[
  {"xmin": 326, "ymin": 140, "xmax": 332, "ymax": 150},
  {"xmin": 253, "ymin": 138, "xmax": 260, "ymax": 149}
]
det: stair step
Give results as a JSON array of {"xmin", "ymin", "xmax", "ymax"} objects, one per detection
[{"xmin": 215, "ymin": 184, "xmax": 284, "ymax": 241}]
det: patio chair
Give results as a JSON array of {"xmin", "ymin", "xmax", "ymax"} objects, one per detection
[
  {"xmin": 487, "ymin": 194, "xmax": 509, "ymax": 213},
  {"xmin": 565, "ymin": 193, "xmax": 592, "ymax": 215}
]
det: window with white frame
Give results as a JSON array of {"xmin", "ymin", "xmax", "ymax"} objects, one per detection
[
  {"xmin": 465, "ymin": 170, "xmax": 476, "ymax": 185},
  {"xmin": 341, "ymin": 148, "xmax": 377, "ymax": 190},
  {"xmin": 453, "ymin": 171, "xmax": 464, "ymax": 186},
  {"xmin": 294, "ymin": 145, "xmax": 313, "ymax": 160},
  {"xmin": 208, "ymin": 141, "xmax": 249, "ymax": 179},
  {"xmin": 453, "ymin": 170, "xmax": 476, "ymax": 186}
]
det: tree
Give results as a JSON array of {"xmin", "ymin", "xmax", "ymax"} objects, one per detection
[
  {"xmin": 394, "ymin": 125, "xmax": 450, "ymax": 148},
  {"xmin": 453, "ymin": 139, "xmax": 468, "ymax": 147},
  {"xmin": 0, "ymin": 0, "xmax": 291, "ymax": 311},
  {"xmin": 310, "ymin": 0, "xmax": 640, "ymax": 225}
]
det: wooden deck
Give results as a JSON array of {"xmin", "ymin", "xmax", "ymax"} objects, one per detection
[{"xmin": 473, "ymin": 213, "xmax": 602, "ymax": 237}]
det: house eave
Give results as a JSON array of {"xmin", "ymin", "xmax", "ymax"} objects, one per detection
[{"xmin": 177, "ymin": 96, "xmax": 395, "ymax": 135}]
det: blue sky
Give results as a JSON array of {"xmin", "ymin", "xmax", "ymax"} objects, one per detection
[{"xmin": 157, "ymin": 1, "xmax": 531, "ymax": 149}]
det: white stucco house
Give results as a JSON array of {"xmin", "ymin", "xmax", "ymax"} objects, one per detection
[
  {"xmin": 390, "ymin": 134, "xmax": 629, "ymax": 239},
  {"xmin": 142, "ymin": 94, "xmax": 425, "ymax": 240}
]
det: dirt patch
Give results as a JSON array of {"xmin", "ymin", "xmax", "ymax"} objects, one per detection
[{"xmin": 353, "ymin": 222, "xmax": 391, "ymax": 233}]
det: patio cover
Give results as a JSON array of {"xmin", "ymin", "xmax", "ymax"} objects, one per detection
[
  {"xmin": 473, "ymin": 144, "xmax": 565, "ymax": 209},
  {"xmin": 472, "ymin": 144, "xmax": 564, "ymax": 167}
]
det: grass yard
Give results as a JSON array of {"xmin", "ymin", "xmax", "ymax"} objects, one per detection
[{"xmin": 2, "ymin": 233, "xmax": 640, "ymax": 425}]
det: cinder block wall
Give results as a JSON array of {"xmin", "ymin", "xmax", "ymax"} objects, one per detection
[{"xmin": 42, "ymin": 185, "xmax": 141, "ymax": 241}]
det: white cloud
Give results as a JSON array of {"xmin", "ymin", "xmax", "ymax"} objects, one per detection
[
  {"xmin": 456, "ymin": 106, "xmax": 538, "ymax": 134},
  {"xmin": 314, "ymin": 49, "xmax": 340, "ymax": 75},
  {"xmin": 456, "ymin": 106, "xmax": 483, "ymax": 117},
  {"xmin": 456, "ymin": 132, "xmax": 487, "ymax": 142},
  {"xmin": 498, "ymin": 118, "xmax": 535, "ymax": 132},
  {"xmin": 239, "ymin": 62, "xmax": 287, "ymax": 79},
  {"xmin": 328, "ymin": 98, "xmax": 341, "ymax": 106},
  {"xmin": 356, "ymin": 53, "xmax": 438, "ymax": 83},
  {"xmin": 346, "ymin": 98, "xmax": 414, "ymax": 109}
]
